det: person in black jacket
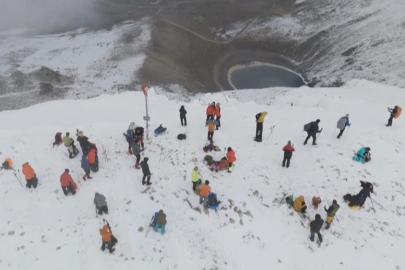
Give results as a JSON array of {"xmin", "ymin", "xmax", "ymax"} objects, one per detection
[
  {"xmin": 76, "ymin": 130, "xmax": 91, "ymax": 155},
  {"xmin": 309, "ymin": 214, "xmax": 324, "ymax": 243},
  {"xmin": 140, "ymin": 157, "xmax": 152, "ymax": 185},
  {"xmin": 386, "ymin": 106, "xmax": 398, "ymax": 127},
  {"xmin": 304, "ymin": 119, "xmax": 322, "ymax": 145},
  {"xmin": 179, "ymin": 105, "xmax": 187, "ymax": 126}
]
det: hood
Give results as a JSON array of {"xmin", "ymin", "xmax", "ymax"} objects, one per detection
[
  {"xmin": 297, "ymin": 196, "xmax": 304, "ymax": 202},
  {"xmin": 315, "ymin": 214, "xmax": 321, "ymax": 221},
  {"xmin": 144, "ymin": 157, "xmax": 149, "ymax": 163}
]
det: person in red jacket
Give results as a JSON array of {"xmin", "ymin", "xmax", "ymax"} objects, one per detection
[
  {"xmin": 226, "ymin": 147, "xmax": 237, "ymax": 173},
  {"xmin": 206, "ymin": 102, "xmax": 216, "ymax": 126},
  {"xmin": 215, "ymin": 103, "xmax": 221, "ymax": 130},
  {"xmin": 60, "ymin": 169, "xmax": 77, "ymax": 196},
  {"xmin": 282, "ymin": 141, "xmax": 295, "ymax": 168}
]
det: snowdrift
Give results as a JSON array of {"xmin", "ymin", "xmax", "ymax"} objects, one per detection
[{"xmin": 0, "ymin": 80, "xmax": 404, "ymax": 270}]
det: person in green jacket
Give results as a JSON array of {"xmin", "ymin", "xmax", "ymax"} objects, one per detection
[
  {"xmin": 324, "ymin": 200, "xmax": 340, "ymax": 229},
  {"xmin": 191, "ymin": 166, "xmax": 201, "ymax": 192}
]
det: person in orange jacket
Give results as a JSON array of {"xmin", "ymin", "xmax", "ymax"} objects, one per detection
[
  {"xmin": 207, "ymin": 119, "xmax": 216, "ymax": 142},
  {"xmin": 60, "ymin": 169, "xmax": 77, "ymax": 196},
  {"xmin": 226, "ymin": 147, "xmax": 237, "ymax": 172},
  {"xmin": 206, "ymin": 102, "xmax": 216, "ymax": 125},
  {"xmin": 215, "ymin": 103, "xmax": 221, "ymax": 130},
  {"xmin": 100, "ymin": 221, "xmax": 116, "ymax": 253},
  {"xmin": 199, "ymin": 180, "xmax": 211, "ymax": 209},
  {"xmin": 22, "ymin": 162, "xmax": 38, "ymax": 189},
  {"xmin": 88, "ymin": 145, "xmax": 99, "ymax": 172},
  {"xmin": 1, "ymin": 157, "xmax": 13, "ymax": 170}
]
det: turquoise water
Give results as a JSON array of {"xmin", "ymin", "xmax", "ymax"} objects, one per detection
[{"xmin": 229, "ymin": 64, "xmax": 305, "ymax": 89}]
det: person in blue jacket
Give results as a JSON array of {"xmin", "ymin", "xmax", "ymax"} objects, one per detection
[
  {"xmin": 352, "ymin": 147, "xmax": 371, "ymax": 163},
  {"xmin": 337, "ymin": 114, "xmax": 351, "ymax": 139},
  {"xmin": 81, "ymin": 155, "xmax": 92, "ymax": 180}
]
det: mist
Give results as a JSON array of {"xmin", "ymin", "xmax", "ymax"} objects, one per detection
[{"xmin": 0, "ymin": 0, "xmax": 100, "ymax": 34}]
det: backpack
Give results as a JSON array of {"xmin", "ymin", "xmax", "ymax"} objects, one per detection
[
  {"xmin": 394, "ymin": 107, "xmax": 402, "ymax": 119},
  {"xmin": 286, "ymin": 195, "xmax": 294, "ymax": 206},
  {"xmin": 208, "ymin": 193, "xmax": 219, "ymax": 206},
  {"xmin": 177, "ymin": 134, "xmax": 187, "ymax": 140},
  {"xmin": 303, "ymin": 123, "xmax": 311, "ymax": 132},
  {"xmin": 204, "ymin": 155, "xmax": 213, "ymax": 166},
  {"xmin": 336, "ymin": 117, "xmax": 347, "ymax": 130}
]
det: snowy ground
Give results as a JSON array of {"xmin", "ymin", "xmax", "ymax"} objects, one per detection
[{"xmin": 1, "ymin": 80, "xmax": 405, "ymax": 270}]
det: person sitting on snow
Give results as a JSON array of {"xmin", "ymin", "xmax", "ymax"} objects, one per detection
[
  {"xmin": 343, "ymin": 181, "xmax": 373, "ymax": 207},
  {"xmin": 94, "ymin": 192, "xmax": 108, "ymax": 215},
  {"xmin": 293, "ymin": 196, "xmax": 307, "ymax": 213},
  {"xmin": 153, "ymin": 210, "xmax": 167, "ymax": 235},
  {"xmin": 312, "ymin": 196, "xmax": 322, "ymax": 210},
  {"xmin": 210, "ymin": 157, "xmax": 229, "ymax": 173},
  {"xmin": 1, "ymin": 157, "xmax": 13, "ymax": 170},
  {"xmin": 353, "ymin": 147, "xmax": 371, "ymax": 163}
]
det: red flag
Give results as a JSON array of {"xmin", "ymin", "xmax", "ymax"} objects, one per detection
[{"xmin": 141, "ymin": 85, "xmax": 147, "ymax": 96}]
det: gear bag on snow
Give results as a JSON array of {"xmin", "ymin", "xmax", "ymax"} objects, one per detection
[
  {"xmin": 286, "ymin": 195, "xmax": 294, "ymax": 206},
  {"xmin": 303, "ymin": 123, "xmax": 311, "ymax": 132},
  {"xmin": 336, "ymin": 117, "xmax": 347, "ymax": 130},
  {"xmin": 204, "ymin": 155, "xmax": 213, "ymax": 166},
  {"xmin": 394, "ymin": 107, "xmax": 402, "ymax": 119},
  {"xmin": 177, "ymin": 134, "xmax": 187, "ymax": 140}
]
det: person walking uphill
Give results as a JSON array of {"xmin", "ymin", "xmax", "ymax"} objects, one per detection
[
  {"xmin": 226, "ymin": 147, "xmax": 237, "ymax": 172},
  {"xmin": 179, "ymin": 105, "xmax": 187, "ymax": 126},
  {"xmin": 153, "ymin": 210, "xmax": 167, "ymax": 235},
  {"xmin": 309, "ymin": 214, "xmax": 324, "ymax": 243},
  {"xmin": 215, "ymin": 103, "xmax": 221, "ymax": 130},
  {"xmin": 140, "ymin": 157, "xmax": 152, "ymax": 185},
  {"xmin": 387, "ymin": 106, "xmax": 401, "ymax": 127},
  {"xmin": 324, "ymin": 200, "xmax": 339, "ymax": 229},
  {"xmin": 304, "ymin": 119, "xmax": 322, "ymax": 145},
  {"xmin": 94, "ymin": 192, "xmax": 109, "ymax": 215},
  {"xmin": 81, "ymin": 155, "xmax": 92, "ymax": 180},
  {"xmin": 336, "ymin": 114, "xmax": 351, "ymax": 139},
  {"xmin": 199, "ymin": 180, "xmax": 211, "ymax": 209},
  {"xmin": 22, "ymin": 162, "xmax": 38, "ymax": 189},
  {"xmin": 60, "ymin": 169, "xmax": 77, "ymax": 196},
  {"xmin": 282, "ymin": 141, "xmax": 295, "ymax": 168},
  {"xmin": 206, "ymin": 102, "xmax": 216, "ymax": 125},
  {"xmin": 255, "ymin": 112, "xmax": 268, "ymax": 142},
  {"xmin": 131, "ymin": 139, "xmax": 144, "ymax": 169}
]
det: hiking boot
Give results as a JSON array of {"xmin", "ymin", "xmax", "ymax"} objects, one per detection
[
  {"xmin": 87, "ymin": 176, "xmax": 92, "ymax": 179},
  {"xmin": 304, "ymin": 141, "xmax": 307, "ymax": 145},
  {"xmin": 82, "ymin": 176, "xmax": 86, "ymax": 181},
  {"xmin": 147, "ymin": 182, "xmax": 152, "ymax": 186},
  {"xmin": 312, "ymin": 142, "xmax": 317, "ymax": 145},
  {"xmin": 215, "ymin": 169, "xmax": 218, "ymax": 172},
  {"xmin": 282, "ymin": 163, "xmax": 285, "ymax": 167},
  {"xmin": 142, "ymin": 181, "xmax": 146, "ymax": 185}
]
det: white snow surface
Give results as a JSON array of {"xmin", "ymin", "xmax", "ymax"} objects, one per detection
[{"xmin": 1, "ymin": 80, "xmax": 405, "ymax": 270}]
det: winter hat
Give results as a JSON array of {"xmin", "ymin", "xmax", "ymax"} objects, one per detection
[
  {"xmin": 333, "ymin": 199, "xmax": 337, "ymax": 204},
  {"xmin": 287, "ymin": 141, "xmax": 291, "ymax": 145},
  {"xmin": 78, "ymin": 130, "xmax": 84, "ymax": 137},
  {"xmin": 346, "ymin": 114, "xmax": 349, "ymax": 117},
  {"xmin": 65, "ymin": 168, "xmax": 69, "ymax": 173},
  {"xmin": 315, "ymin": 214, "xmax": 321, "ymax": 220},
  {"xmin": 227, "ymin": 147, "xmax": 232, "ymax": 151},
  {"xmin": 144, "ymin": 157, "xmax": 149, "ymax": 162},
  {"xmin": 316, "ymin": 119, "xmax": 320, "ymax": 123},
  {"xmin": 66, "ymin": 132, "xmax": 70, "ymax": 136},
  {"xmin": 205, "ymin": 180, "xmax": 210, "ymax": 185},
  {"xmin": 194, "ymin": 166, "xmax": 198, "ymax": 170},
  {"xmin": 217, "ymin": 103, "xmax": 220, "ymax": 106},
  {"xmin": 159, "ymin": 210, "xmax": 164, "ymax": 214}
]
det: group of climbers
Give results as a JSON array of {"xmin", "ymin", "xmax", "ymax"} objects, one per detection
[{"xmin": 205, "ymin": 102, "xmax": 221, "ymax": 130}]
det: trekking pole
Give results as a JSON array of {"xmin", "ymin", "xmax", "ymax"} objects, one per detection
[
  {"xmin": 370, "ymin": 196, "xmax": 386, "ymax": 211},
  {"xmin": 344, "ymin": 126, "xmax": 350, "ymax": 138},
  {"xmin": 278, "ymin": 193, "xmax": 287, "ymax": 208},
  {"xmin": 369, "ymin": 197, "xmax": 376, "ymax": 212},
  {"xmin": 13, "ymin": 172, "xmax": 24, "ymax": 187},
  {"xmin": 145, "ymin": 215, "xmax": 155, "ymax": 238}
]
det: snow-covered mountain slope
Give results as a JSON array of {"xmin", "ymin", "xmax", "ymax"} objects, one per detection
[
  {"xmin": 1, "ymin": 80, "xmax": 405, "ymax": 270},
  {"xmin": 244, "ymin": 0, "xmax": 405, "ymax": 87},
  {"xmin": 0, "ymin": 19, "xmax": 150, "ymax": 110}
]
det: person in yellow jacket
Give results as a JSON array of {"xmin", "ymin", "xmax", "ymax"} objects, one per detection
[
  {"xmin": 255, "ymin": 112, "xmax": 268, "ymax": 142},
  {"xmin": 293, "ymin": 196, "xmax": 307, "ymax": 213},
  {"xmin": 191, "ymin": 166, "xmax": 202, "ymax": 193}
]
